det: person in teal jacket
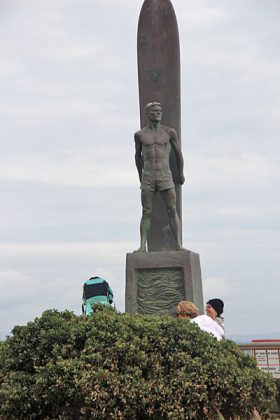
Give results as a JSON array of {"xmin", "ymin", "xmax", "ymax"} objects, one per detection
[{"xmin": 82, "ymin": 276, "xmax": 114, "ymax": 315}]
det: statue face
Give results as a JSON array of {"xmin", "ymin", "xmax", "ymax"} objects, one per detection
[{"xmin": 148, "ymin": 105, "xmax": 162, "ymax": 122}]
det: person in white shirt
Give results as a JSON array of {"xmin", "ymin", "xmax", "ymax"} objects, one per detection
[
  {"xmin": 205, "ymin": 298, "xmax": 224, "ymax": 331},
  {"xmin": 190, "ymin": 298, "xmax": 225, "ymax": 341}
]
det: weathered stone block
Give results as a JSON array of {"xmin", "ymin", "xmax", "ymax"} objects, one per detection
[{"xmin": 125, "ymin": 250, "xmax": 204, "ymax": 316}]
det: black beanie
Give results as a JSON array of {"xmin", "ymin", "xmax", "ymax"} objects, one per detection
[{"xmin": 207, "ymin": 298, "xmax": 224, "ymax": 316}]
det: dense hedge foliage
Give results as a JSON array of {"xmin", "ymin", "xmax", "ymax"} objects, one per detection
[
  {"xmin": 0, "ymin": 306, "xmax": 276, "ymax": 419},
  {"xmin": 275, "ymin": 379, "xmax": 280, "ymax": 409}
]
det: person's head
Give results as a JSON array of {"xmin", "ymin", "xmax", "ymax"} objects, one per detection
[
  {"xmin": 176, "ymin": 301, "xmax": 199, "ymax": 319},
  {"xmin": 205, "ymin": 298, "xmax": 224, "ymax": 320},
  {"xmin": 145, "ymin": 102, "xmax": 162, "ymax": 122}
]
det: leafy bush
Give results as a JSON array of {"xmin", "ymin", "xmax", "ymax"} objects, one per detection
[
  {"xmin": 275, "ymin": 379, "xmax": 280, "ymax": 410},
  {"xmin": 0, "ymin": 306, "xmax": 276, "ymax": 419}
]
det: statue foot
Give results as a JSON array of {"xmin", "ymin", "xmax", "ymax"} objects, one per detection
[
  {"xmin": 133, "ymin": 246, "xmax": 147, "ymax": 253},
  {"xmin": 175, "ymin": 244, "xmax": 186, "ymax": 251}
]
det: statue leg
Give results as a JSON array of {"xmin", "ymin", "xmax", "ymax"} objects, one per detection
[
  {"xmin": 160, "ymin": 188, "xmax": 184, "ymax": 250},
  {"xmin": 134, "ymin": 190, "xmax": 154, "ymax": 252}
]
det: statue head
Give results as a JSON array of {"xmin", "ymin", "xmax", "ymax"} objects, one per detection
[{"xmin": 145, "ymin": 102, "xmax": 162, "ymax": 122}]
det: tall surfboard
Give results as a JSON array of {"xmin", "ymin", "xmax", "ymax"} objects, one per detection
[{"xmin": 137, "ymin": 0, "xmax": 182, "ymax": 251}]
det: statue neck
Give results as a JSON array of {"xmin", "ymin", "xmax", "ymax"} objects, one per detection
[{"xmin": 148, "ymin": 121, "xmax": 161, "ymax": 131}]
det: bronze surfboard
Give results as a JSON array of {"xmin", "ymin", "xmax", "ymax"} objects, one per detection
[{"xmin": 137, "ymin": 0, "xmax": 182, "ymax": 251}]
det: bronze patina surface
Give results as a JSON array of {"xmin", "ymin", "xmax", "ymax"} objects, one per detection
[
  {"xmin": 134, "ymin": 102, "xmax": 185, "ymax": 253},
  {"xmin": 125, "ymin": 0, "xmax": 204, "ymax": 315},
  {"xmin": 137, "ymin": 0, "xmax": 181, "ymax": 251}
]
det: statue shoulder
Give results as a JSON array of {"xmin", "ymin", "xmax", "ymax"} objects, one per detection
[
  {"xmin": 162, "ymin": 125, "xmax": 177, "ymax": 136},
  {"xmin": 134, "ymin": 126, "xmax": 149, "ymax": 141},
  {"xmin": 134, "ymin": 130, "xmax": 142, "ymax": 141}
]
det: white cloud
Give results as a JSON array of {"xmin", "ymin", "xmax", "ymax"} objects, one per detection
[
  {"xmin": 186, "ymin": 151, "xmax": 280, "ymax": 189},
  {"xmin": 0, "ymin": 242, "xmax": 136, "ymax": 259},
  {"xmin": 179, "ymin": 5, "xmax": 229, "ymax": 29},
  {"xmin": 0, "ymin": 54, "xmax": 20, "ymax": 80},
  {"xmin": 203, "ymin": 276, "xmax": 238, "ymax": 302},
  {"xmin": 0, "ymin": 148, "xmax": 137, "ymax": 188}
]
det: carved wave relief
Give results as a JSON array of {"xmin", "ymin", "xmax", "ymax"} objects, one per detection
[{"xmin": 137, "ymin": 268, "xmax": 185, "ymax": 316}]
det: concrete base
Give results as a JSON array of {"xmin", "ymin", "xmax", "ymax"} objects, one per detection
[{"xmin": 125, "ymin": 249, "xmax": 204, "ymax": 316}]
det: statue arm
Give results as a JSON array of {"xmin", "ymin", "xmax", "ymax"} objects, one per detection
[
  {"xmin": 134, "ymin": 133, "xmax": 143, "ymax": 182},
  {"xmin": 170, "ymin": 129, "xmax": 185, "ymax": 184}
]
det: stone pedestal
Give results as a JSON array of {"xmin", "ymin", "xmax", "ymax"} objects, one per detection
[{"xmin": 125, "ymin": 250, "xmax": 204, "ymax": 316}]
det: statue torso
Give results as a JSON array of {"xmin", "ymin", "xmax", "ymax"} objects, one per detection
[{"xmin": 137, "ymin": 125, "xmax": 172, "ymax": 170}]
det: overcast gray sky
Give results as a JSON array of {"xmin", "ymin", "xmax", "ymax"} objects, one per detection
[{"xmin": 1, "ymin": 0, "xmax": 279, "ymax": 338}]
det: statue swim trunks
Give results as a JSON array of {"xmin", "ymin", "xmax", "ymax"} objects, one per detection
[{"xmin": 141, "ymin": 167, "xmax": 174, "ymax": 191}]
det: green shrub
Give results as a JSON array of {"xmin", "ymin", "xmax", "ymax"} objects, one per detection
[
  {"xmin": 275, "ymin": 379, "xmax": 280, "ymax": 410},
  {"xmin": 0, "ymin": 306, "xmax": 276, "ymax": 419}
]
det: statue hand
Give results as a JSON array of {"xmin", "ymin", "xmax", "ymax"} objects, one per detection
[{"xmin": 179, "ymin": 174, "xmax": 185, "ymax": 184}]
